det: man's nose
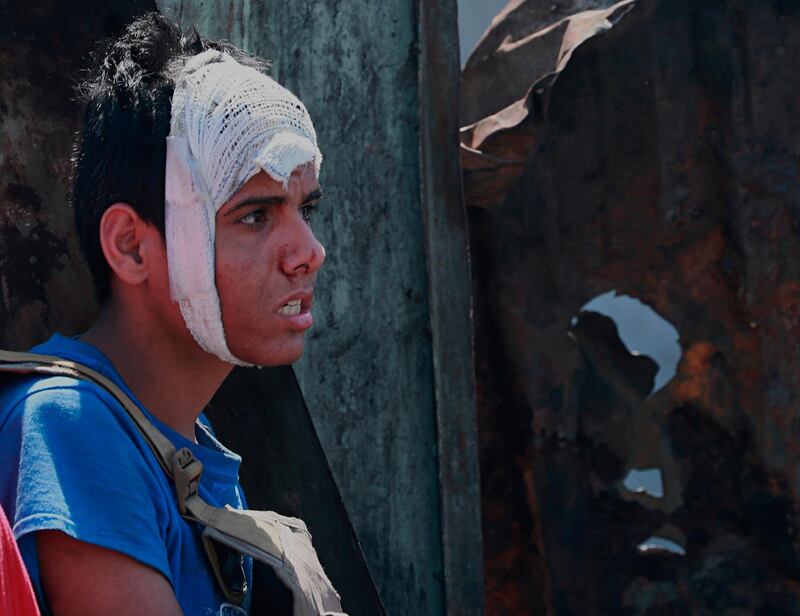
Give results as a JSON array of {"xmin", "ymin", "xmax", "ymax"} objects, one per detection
[{"xmin": 280, "ymin": 216, "xmax": 325, "ymax": 276}]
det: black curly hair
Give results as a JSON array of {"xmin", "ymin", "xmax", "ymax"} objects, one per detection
[{"xmin": 72, "ymin": 12, "xmax": 269, "ymax": 303}]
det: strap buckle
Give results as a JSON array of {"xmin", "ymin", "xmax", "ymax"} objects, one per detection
[{"xmin": 172, "ymin": 447, "xmax": 203, "ymax": 516}]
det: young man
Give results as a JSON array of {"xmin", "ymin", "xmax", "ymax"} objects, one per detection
[{"xmin": 0, "ymin": 12, "xmax": 330, "ymax": 616}]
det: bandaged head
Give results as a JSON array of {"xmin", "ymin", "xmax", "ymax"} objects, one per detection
[{"xmin": 165, "ymin": 49, "xmax": 322, "ymax": 365}]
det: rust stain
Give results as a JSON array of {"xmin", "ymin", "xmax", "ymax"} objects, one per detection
[
  {"xmin": 675, "ymin": 342, "xmax": 715, "ymax": 408},
  {"xmin": 676, "ymin": 226, "xmax": 727, "ymax": 304}
]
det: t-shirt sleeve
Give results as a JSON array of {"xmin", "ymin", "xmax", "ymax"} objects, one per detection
[{"xmin": 8, "ymin": 382, "xmax": 175, "ymax": 584}]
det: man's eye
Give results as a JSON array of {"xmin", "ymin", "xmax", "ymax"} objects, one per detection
[
  {"xmin": 301, "ymin": 204, "xmax": 317, "ymax": 223},
  {"xmin": 238, "ymin": 210, "xmax": 267, "ymax": 226}
]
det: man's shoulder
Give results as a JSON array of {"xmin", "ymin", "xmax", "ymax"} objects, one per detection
[
  {"xmin": 0, "ymin": 333, "xmax": 132, "ymax": 427},
  {"xmin": 0, "ymin": 371, "xmax": 123, "ymax": 427},
  {"xmin": 0, "ymin": 368, "xmax": 161, "ymax": 491}
]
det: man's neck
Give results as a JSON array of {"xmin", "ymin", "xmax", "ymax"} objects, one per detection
[{"xmin": 80, "ymin": 298, "xmax": 233, "ymax": 442}]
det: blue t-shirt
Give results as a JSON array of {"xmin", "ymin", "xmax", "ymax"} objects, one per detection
[{"xmin": 0, "ymin": 333, "xmax": 252, "ymax": 616}]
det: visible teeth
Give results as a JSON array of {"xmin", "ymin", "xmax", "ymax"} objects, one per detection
[{"xmin": 279, "ymin": 299, "xmax": 302, "ymax": 316}]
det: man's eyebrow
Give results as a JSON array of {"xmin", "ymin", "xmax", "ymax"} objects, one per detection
[
  {"xmin": 225, "ymin": 195, "xmax": 285, "ymax": 216},
  {"xmin": 225, "ymin": 189, "xmax": 323, "ymax": 216},
  {"xmin": 301, "ymin": 189, "xmax": 323, "ymax": 205}
]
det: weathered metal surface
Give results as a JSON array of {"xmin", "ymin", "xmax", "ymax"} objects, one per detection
[
  {"xmin": 460, "ymin": 0, "xmax": 619, "ymax": 126},
  {"xmin": 158, "ymin": 2, "xmax": 449, "ymax": 614},
  {"xmin": 463, "ymin": 0, "xmax": 800, "ymax": 614},
  {"xmin": 419, "ymin": 0, "xmax": 484, "ymax": 614},
  {"xmin": 0, "ymin": 1, "xmax": 150, "ymax": 347},
  {"xmin": 461, "ymin": 1, "xmax": 636, "ymax": 211}
]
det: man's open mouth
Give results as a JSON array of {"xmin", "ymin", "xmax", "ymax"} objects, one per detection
[{"xmin": 278, "ymin": 299, "xmax": 303, "ymax": 316}]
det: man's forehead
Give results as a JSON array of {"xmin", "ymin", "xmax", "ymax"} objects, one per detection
[{"xmin": 219, "ymin": 169, "xmax": 321, "ymax": 214}]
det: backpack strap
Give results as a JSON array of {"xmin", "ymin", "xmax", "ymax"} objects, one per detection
[{"xmin": 0, "ymin": 349, "xmax": 283, "ymax": 605}]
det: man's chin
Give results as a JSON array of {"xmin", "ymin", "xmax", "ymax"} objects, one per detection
[{"xmin": 229, "ymin": 338, "xmax": 305, "ymax": 367}]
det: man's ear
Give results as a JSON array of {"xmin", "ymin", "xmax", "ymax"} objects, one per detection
[{"xmin": 98, "ymin": 203, "xmax": 159, "ymax": 287}]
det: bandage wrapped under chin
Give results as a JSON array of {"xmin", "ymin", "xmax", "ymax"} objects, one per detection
[{"xmin": 165, "ymin": 49, "xmax": 322, "ymax": 365}]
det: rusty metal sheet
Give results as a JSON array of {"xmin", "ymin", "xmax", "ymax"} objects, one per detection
[
  {"xmin": 460, "ymin": 0, "xmax": 636, "ymax": 210},
  {"xmin": 463, "ymin": 0, "xmax": 800, "ymax": 613},
  {"xmin": 461, "ymin": 0, "xmax": 624, "ymax": 126}
]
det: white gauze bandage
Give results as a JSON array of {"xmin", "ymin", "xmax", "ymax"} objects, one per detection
[{"xmin": 165, "ymin": 49, "xmax": 322, "ymax": 365}]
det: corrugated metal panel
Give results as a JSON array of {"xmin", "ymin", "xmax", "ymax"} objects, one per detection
[{"xmin": 463, "ymin": 0, "xmax": 800, "ymax": 613}]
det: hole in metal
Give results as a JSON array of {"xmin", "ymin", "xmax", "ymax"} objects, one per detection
[
  {"xmin": 579, "ymin": 291, "xmax": 681, "ymax": 395},
  {"xmin": 623, "ymin": 468, "xmax": 664, "ymax": 499},
  {"xmin": 637, "ymin": 536, "xmax": 686, "ymax": 556}
]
